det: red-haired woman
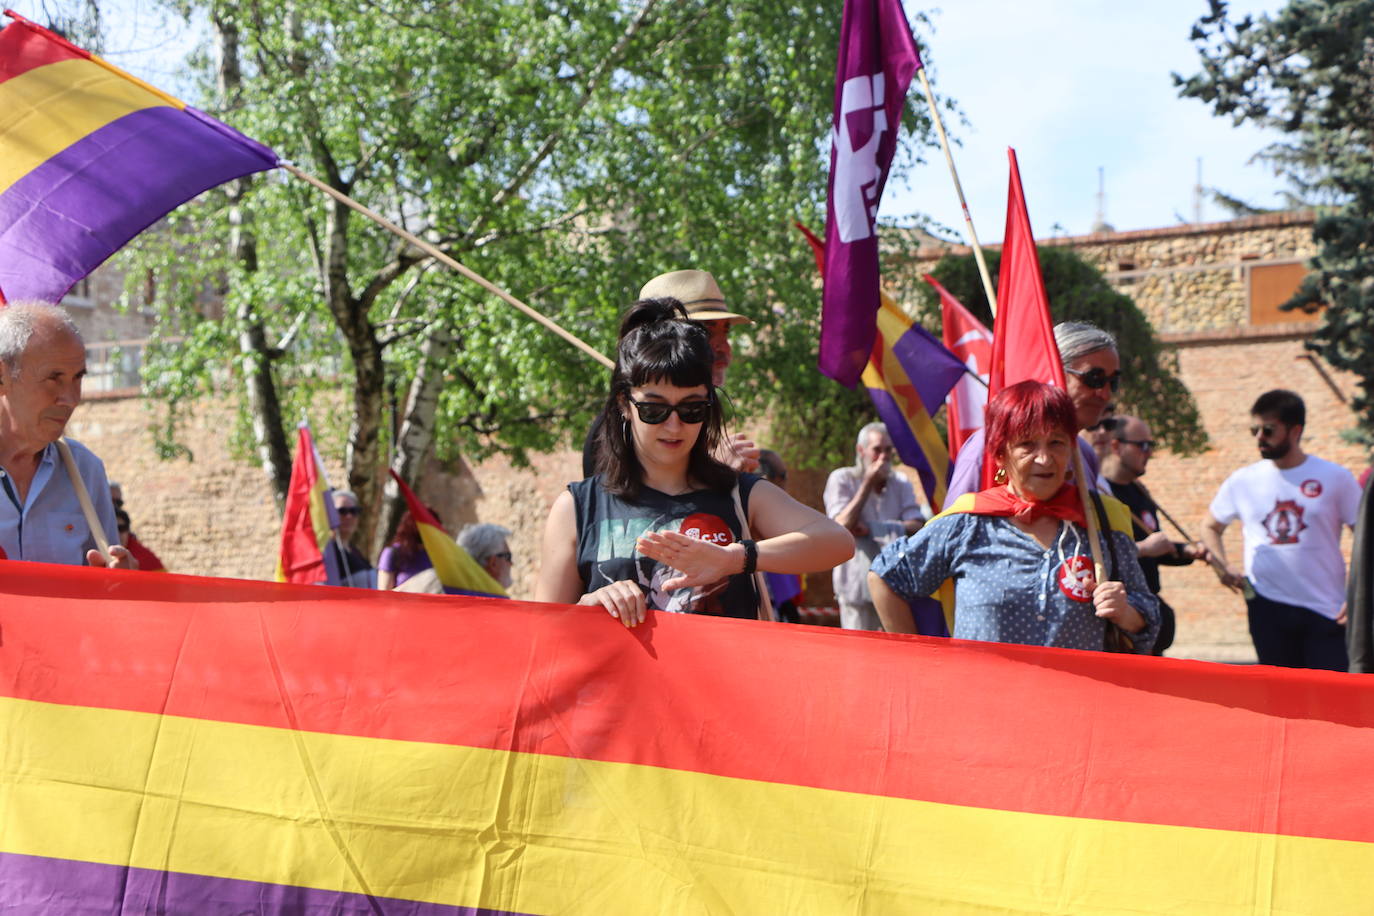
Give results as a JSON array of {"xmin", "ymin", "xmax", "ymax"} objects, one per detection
[{"xmin": 868, "ymin": 381, "xmax": 1159, "ymax": 652}]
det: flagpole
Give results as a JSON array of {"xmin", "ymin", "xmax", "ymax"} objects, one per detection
[
  {"xmin": 915, "ymin": 68, "xmax": 998, "ymax": 317},
  {"xmin": 279, "ymin": 163, "xmax": 615, "ymax": 371}
]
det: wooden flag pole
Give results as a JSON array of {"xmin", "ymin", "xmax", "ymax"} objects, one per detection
[
  {"xmin": 279, "ymin": 163, "xmax": 615, "ymax": 371},
  {"xmin": 916, "ymin": 67, "xmax": 998, "ymax": 317}
]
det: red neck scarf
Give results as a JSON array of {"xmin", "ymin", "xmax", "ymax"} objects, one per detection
[{"xmin": 968, "ymin": 483, "xmax": 1087, "ymax": 527}]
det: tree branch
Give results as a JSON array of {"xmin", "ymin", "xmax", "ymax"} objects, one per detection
[{"xmin": 462, "ymin": 0, "xmax": 662, "ymax": 243}]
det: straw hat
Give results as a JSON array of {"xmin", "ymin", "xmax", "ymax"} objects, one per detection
[{"xmin": 639, "ymin": 270, "xmax": 752, "ymax": 326}]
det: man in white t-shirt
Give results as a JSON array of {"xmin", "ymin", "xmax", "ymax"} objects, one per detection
[
  {"xmin": 824, "ymin": 422, "xmax": 925, "ymax": 630},
  {"xmin": 1202, "ymin": 390, "xmax": 1361, "ymax": 670}
]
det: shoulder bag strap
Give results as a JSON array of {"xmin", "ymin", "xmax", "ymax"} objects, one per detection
[
  {"xmin": 56, "ymin": 438, "xmax": 112, "ymax": 563},
  {"xmin": 730, "ymin": 481, "xmax": 775, "ymax": 622}
]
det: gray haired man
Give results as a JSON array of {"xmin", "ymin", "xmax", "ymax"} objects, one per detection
[
  {"xmin": 457, "ymin": 523, "xmax": 515, "ymax": 592},
  {"xmin": 0, "ymin": 302, "xmax": 131, "ymax": 567},
  {"xmin": 823, "ymin": 422, "xmax": 925, "ymax": 630}
]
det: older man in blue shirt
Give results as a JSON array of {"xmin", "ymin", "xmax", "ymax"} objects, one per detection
[{"xmin": 0, "ymin": 302, "xmax": 131, "ymax": 567}]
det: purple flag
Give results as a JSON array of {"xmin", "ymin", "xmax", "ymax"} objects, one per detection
[
  {"xmin": 0, "ymin": 13, "xmax": 278, "ymax": 305},
  {"xmin": 818, "ymin": 0, "xmax": 922, "ymax": 388}
]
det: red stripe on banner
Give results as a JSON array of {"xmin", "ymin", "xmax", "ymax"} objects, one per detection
[
  {"xmin": 0, "ymin": 13, "xmax": 89, "ymax": 85},
  {"xmin": 2, "ymin": 561, "xmax": 1374, "ymax": 844}
]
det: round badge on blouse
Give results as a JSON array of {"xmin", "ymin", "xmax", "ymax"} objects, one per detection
[{"xmin": 1057, "ymin": 555, "xmax": 1095, "ymax": 603}]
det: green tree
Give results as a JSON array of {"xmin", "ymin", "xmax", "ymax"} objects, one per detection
[
  {"xmin": 120, "ymin": 0, "xmax": 948, "ymax": 547},
  {"xmin": 901, "ymin": 246, "xmax": 1209, "ymax": 455},
  {"xmin": 1176, "ymin": 0, "xmax": 1374, "ymax": 448}
]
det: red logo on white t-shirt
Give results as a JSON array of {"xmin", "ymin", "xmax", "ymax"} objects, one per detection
[
  {"xmin": 1301, "ymin": 479, "xmax": 1323, "ymax": 498},
  {"xmin": 680, "ymin": 513, "xmax": 734, "ymax": 546},
  {"xmin": 1262, "ymin": 499, "xmax": 1307, "ymax": 545},
  {"xmin": 1057, "ymin": 555, "xmax": 1095, "ymax": 603}
]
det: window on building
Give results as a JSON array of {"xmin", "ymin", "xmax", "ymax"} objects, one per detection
[{"xmin": 1248, "ymin": 262, "xmax": 1321, "ymax": 326}]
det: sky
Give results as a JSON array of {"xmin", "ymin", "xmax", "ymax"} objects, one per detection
[
  {"xmin": 887, "ymin": 0, "xmax": 1292, "ymax": 242},
  {"xmin": 8, "ymin": 0, "xmax": 1290, "ymax": 243}
]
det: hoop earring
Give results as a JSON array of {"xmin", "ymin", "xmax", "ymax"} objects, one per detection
[
  {"xmin": 993, "ymin": 467, "xmax": 1008, "ymax": 485},
  {"xmin": 622, "ymin": 418, "xmax": 631, "ymax": 443}
]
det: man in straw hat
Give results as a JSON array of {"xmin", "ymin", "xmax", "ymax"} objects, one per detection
[
  {"xmin": 581, "ymin": 269, "xmax": 761, "ymax": 476},
  {"xmin": 0, "ymin": 302, "xmax": 132, "ymax": 567}
]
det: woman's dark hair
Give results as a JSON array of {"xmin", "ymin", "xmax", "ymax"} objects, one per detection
[
  {"xmin": 389, "ymin": 507, "xmax": 440, "ymax": 569},
  {"xmin": 594, "ymin": 298, "xmax": 736, "ymax": 500}
]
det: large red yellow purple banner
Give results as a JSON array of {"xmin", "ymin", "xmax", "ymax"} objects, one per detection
[{"xmin": 1, "ymin": 560, "xmax": 1372, "ymax": 913}]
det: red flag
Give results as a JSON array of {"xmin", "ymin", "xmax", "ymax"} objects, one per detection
[
  {"xmin": 926, "ymin": 273, "xmax": 991, "ymax": 461},
  {"xmin": 984, "ymin": 148, "xmax": 1066, "ymax": 488},
  {"xmin": 990, "ymin": 148, "xmax": 1064, "ymax": 394},
  {"xmin": 275, "ymin": 425, "xmax": 338, "ymax": 585}
]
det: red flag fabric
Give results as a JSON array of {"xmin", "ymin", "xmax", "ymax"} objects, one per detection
[
  {"xmin": 989, "ymin": 148, "xmax": 1064, "ymax": 394},
  {"xmin": 274, "ymin": 425, "xmax": 336, "ymax": 584},
  {"xmin": 983, "ymin": 148, "xmax": 1066, "ymax": 488},
  {"xmin": 927, "ymin": 273, "xmax": 992, "ymax": 460}
]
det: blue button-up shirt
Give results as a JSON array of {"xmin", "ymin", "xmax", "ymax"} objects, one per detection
[
  {"xmin": 872, "ymin": 512, "xmax": 1159, "ymax": 653},
  {"xmin": 0, "ymin": 439, "xmax": 118, "ymax": 565}
]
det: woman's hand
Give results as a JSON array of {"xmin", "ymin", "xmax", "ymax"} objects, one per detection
[
  {"xmin": 1091, "ymin": 580, "xmax": 1145, "ymax": 633},
  {"xmin": 579, "ymin": 580, "xmax": 648, "ymax": 628},
  {"xmin": 636, "ymin": 530, "xmax": 743, "ymax": 591}
]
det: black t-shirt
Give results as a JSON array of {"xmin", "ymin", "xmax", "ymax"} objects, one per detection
[
  {"xmin": 569, "ymin": 473, "xmax": 760, "ymax": 618},
  {"xmin": 1106, "ymin": 479, "xmax": 1192, "ymax": 594}
]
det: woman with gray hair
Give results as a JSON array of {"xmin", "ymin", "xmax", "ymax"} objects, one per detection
[{"xmin": 945, "ymin": 320, "xmax": 1120, "ymax": 504}]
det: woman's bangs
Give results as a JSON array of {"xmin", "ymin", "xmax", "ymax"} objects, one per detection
[{"xmin": 625, "ymin": 339, "xmax": 711, "ymax": 390}]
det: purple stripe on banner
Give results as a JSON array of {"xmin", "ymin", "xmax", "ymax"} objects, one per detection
[
  {"xmin": 887, "ymin": 321, "xmax": 967, "ymax": 412},
  {"xmin": 0, "ymin": 105, "xmax": 277, "ymax": 303},
  {"xmin": 0, "ymin": 851, "xmax": 530, "ymax": 916},
  {"xmin": 864, "ymin": 383, "xmax": 935, "ymax": 499}
]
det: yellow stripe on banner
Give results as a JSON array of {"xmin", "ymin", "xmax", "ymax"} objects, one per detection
[
  {"xmin": 2, "ymin": 695, "xmax": 1372, "ymax": 915},
  {"xmin": 0, "ymin": 58, "xmax": 172, "ymax": 197}
]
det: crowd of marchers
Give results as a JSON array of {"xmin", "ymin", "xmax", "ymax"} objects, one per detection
[{"xmin": 0, "ymin": 272, "xmax": 1362, "ymax": 672}]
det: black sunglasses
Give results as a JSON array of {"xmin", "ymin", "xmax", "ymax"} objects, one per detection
[
  {"xmin": 336, "ymin": 506, "xmax": 361, "ymax": 516},
  {"xmin": 493, "ymin": 551, "xmax": 513, "ymax": 562},
  {"xmin": 1087, "ymin": 417, "xmax": 1120, "ymax": 433},
  {"xmin": 1249, "ymin": 423, "xmax": 1279, "ymax": 438},
  {"xmin": 627, "ymin": 397, "xmax": 712, "ymax": 425},
  {"xmin": 1119, "ymin": 438, "xmax": 1155, "ymax": 452},
  {"xmin": 1065, "ymin": 367, "xmax": 1121, "ymax": 392}
]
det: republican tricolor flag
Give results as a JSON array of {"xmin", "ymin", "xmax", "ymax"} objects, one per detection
[
  {"xmin": 3, "ymin": 563, "xmax": 1374, "ymax": 911},
  {"xmin": 389, "ymin": 470, "xmax": 507, "ymax": 598},
  {"xmin": 275, "ymin": 424, "xmax": 340, "ymax": 585},
  {"xmin": 0, "ymin": 10, "xmax": 278, "ymax": 303},
  {"xmin": 926, "ymin": 273, "xmax": 992, "ymax": 461}
]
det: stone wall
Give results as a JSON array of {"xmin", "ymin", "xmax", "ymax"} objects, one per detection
[{"xmin": 906, "ymin": 211, "xmax": 1318, "ymax": 334}]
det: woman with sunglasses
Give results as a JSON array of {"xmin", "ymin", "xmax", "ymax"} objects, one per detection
[{"xmin": 536, "ymin": 299, "xmax": 853, "ymax": 625}]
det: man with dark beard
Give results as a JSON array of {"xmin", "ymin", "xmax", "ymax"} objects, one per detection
[{"xmin": 1202, "ymin": 390, "xmax": 1361, "ymax": 670}]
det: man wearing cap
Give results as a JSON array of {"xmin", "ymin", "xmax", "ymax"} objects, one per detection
[
  {"xmin": 581, "ymin": 269, "xmax": 760, "ymax": 476},
  {"xmin": 0, "ymin": 302, "xmax": 132, "ymax": 567}
]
